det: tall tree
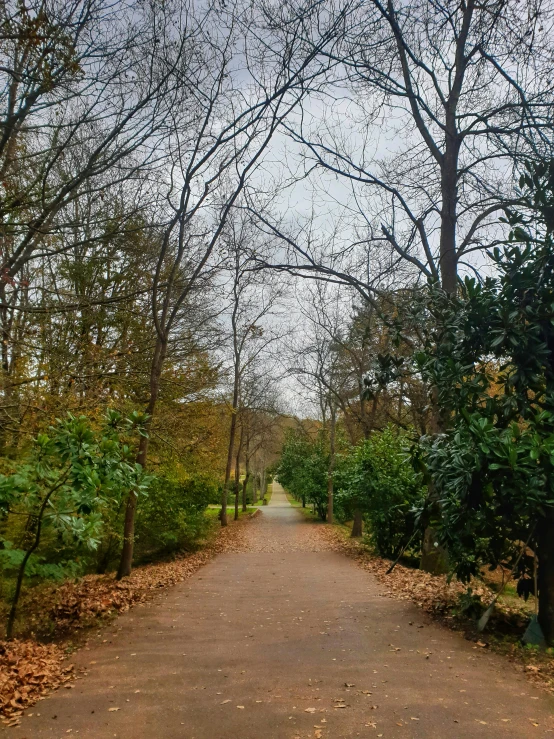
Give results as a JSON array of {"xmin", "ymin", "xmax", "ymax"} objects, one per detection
[
  {"xmin": 220, "ymin": 216, "xmax": 284, "ymax": 526},
  {"xmin": 251, "ymin": 0, "xmax": 554, "ymax": 569}
]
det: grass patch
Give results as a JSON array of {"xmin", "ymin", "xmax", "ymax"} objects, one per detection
[
  {"xmin": 205, "ymin": 506, "xmax": 257, "ymax": 519},
  {"xmin": 285, "ymin": 491, "xmax": 302, "ymax": 507}
]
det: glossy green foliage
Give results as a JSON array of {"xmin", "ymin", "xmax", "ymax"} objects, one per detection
[
  {"xmin": 335, "ymin": 426, "xmax": 425, "ymax": 557},
  {"xmin": 416, "ymin": 160, "xmax": 554, "ymax": 583},
  {"xmin": 0, "ymin": 411, "xmax": 151, "ymax": 582},
  {"xmin": 134, "ymin": 472, "xmax": 217, "ymax": 558},
  {"xmin": 277, "ymin": 430, "xmax": 328, "ymax": 519}
]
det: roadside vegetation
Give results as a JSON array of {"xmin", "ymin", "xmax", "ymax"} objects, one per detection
[{"xmin": 2, "ymin": 0, "xmax": 554, "ymax": 726}]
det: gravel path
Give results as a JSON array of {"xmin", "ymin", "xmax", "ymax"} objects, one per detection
[{"xmin": 9, "ymin": 483, "xmax": 554, "ymax": 738}]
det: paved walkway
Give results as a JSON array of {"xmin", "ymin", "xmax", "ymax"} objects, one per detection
[{"xmin": 10, "ymin": 484, "xmax": 554, "ymax": 738}]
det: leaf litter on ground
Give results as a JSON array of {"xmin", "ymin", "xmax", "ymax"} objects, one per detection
[
  {"xmin": 0, "ymin": 513, "xmax": 257, "ymax": 721},
  {"xmin": 317, "ymin": 522, "xmax": 554, "ymax": 696}
]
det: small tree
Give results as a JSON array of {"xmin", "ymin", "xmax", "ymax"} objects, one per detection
[
  {"xmin": 335, "ymin": 426, "xmax": 425, "ymax": 551},
  {"xmin": 0, "ymin": 410, "xmax": 150, "ymax": 639}
]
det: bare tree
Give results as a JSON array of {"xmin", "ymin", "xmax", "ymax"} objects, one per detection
[
  {"xmin": 219, "ymin": 215, "xmax": 285, "ymax": 527},
  {"xmin": 238, "ymin": 367, "xmax": 282, "ymax": 511},
  {"xmin": 285, "ymin": 282, "xmax": 349, "ymax": 525},
  {"xmin": 115, "ymin": 0, "xmax": 357, "ymax": 574},
  {"xmin": 270, "ymin": 0, "xmax": 554, "ymax": 291}
]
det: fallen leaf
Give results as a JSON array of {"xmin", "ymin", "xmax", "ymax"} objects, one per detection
[
  {"xmin": 220, "ymin": 700, "xmax": 231, "ymax": 704},
  {"xmin": 305, "ymin": 707, "xmax": 317, "ymax": 713},
  {"xmin": 108, "ymin": 707, "xmax": 119, "ymax": 712}
]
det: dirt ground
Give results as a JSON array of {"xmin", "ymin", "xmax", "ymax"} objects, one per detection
[{"xmin": 5, "ymin": 483, "xmax": 554, "ymax": 738}]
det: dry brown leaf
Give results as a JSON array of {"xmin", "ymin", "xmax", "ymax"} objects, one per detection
[{"xmin": 1, "ymin": 517, "xmax": 254, "ymax": 720}]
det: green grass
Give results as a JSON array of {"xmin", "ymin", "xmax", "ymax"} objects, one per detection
[
  {"xmin": 285, "ymin": 491, "xmax": 303, "ymax": 507},
  {"xmin": 205, "ymin": 506, "xmax": 257, "ymax": 519},
  {"xmin": 283, "ymin": 491, "xmax": 325, "ymax": 522}
]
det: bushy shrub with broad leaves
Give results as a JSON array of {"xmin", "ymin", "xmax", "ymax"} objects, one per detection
[
  {"xmin": 335, "ymin": 426, "xmax": 425, "ymax": 557},
  {"xmin": 413, "ymin": 160, "xmax": 554, "ymax": 641},
  {"xmin": 0, "ymin": 410, "xmax": 150, "ymax": 637},
  {"xmin": 134, "ymin": 471, "xmax": 217, "ymax": 558},
  {"xmin": 277, "ymin": 429, "xmax": 328, "ymax": 519}
]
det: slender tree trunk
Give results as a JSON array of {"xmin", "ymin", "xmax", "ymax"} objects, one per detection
[
  {"xmin": 221, "ymin": 352, "xmax": 240, "ymax": 526},
  {"xmin": 242, "ymin": 472, "xmax": 249, "ymax": 512},
  {"xmin": 242, "ymin": 433, "xmax": 250, "ymax": 512},
  {"xmin": 234, "ymin": 445, "xmax": 240, "ymax": 521},
  {"xmin": 327, "ymin": 403, "xmax": 336, "ymax": 524},
  {"xmin": 221, "ymin": 410, "xmax": 237, "ymax": 527},
  {"xmin": 538, "ymin": 509, "xmax": 554, "ymax": 644},
  {"xmin": 351, "ymin": 509, "xmax": 363, "ymax": 538},
  {"xmin": 117, "ymin": 337, "xmax": 166, "ymax": 580},
  {"xmin": 242, "ymin": 456, "xmax": 250, "ymax": 513},
  {"xmin": 368, "ymin": 391, "xmax": 379, "ymax": 433},
  {"xmin": 0, "ymin": 284, "xmax": 14, "ymax": 456},
  {"xmin": 420, "ymin": 386, "xmax": 450, "ymax": 574},
  {"xmin": 6, "ymin": 477, "xmax": 64, "ymax": 638}
]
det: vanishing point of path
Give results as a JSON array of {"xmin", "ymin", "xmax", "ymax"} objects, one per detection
[{"xmin": 8, "ymin": 484, "xmax": 554, "ymax": 739}]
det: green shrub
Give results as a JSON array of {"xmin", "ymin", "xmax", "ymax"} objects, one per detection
[
  {"xmin": 277, "ymin": 430, "xmax": 328, "ymax": 519},
  {"xmin": 335, "ymin": 426, "xmax": 425, "ymax": 557},
  {"xmin": 0, "ymin": 410, "xmax": 150, "ymax": 637},
  {"xmin": 134, "ymin": 472, "xmax": 216, "ymax": 559}
]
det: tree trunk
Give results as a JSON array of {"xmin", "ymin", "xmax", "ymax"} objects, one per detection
[
  {"xmin": 0, "ymin": 282, "xmax": 16, "ymax": 456},
  {"xmin": 242, "ymin": 456, "xmax": 250, "ymax": 513},
  {"xmin": 420, "ymin": 526, "xmax": 449, "ymax": 574},
  {"xmin": 327, "ymin": 403, "xmax": 336, "ymax": 524},
  {"xmin": 538, "ymin": 508, "xmax": 554, "ymax": 644},
  {"xmin": 117, "ymin": 336, "xmax": 165, "ymax": 579},
  {"xmin": 252, "ymin": 473, "xmax": 257, "ymax": 504},
  {"xmin": 221, "ymin": 359, "xmax": 240, "ymax": 526},
  {"xmin": 6, "ymin": 479, "xmax": 61, "ymax": 638},
  {"xmin": 242, "ymin": 473, "xmax": 249, "ymax": 512},
  {"xmin": 234, "ymin": 450, "xmax": 240, "ymax": 521},
  {"xmin": 351, "ymin": 509, "xmax": 363, "ymax": 538},
  {"xmin": 420, "ymin": 389, "xmax": 450, "ymax": 574},
  {"xmin": 242, "ymin": 433, "xmax": 250, "ymax": 512},
  {"xmin": 438, "ymin": 154, "xmax": 459, "ymax": 295}
]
